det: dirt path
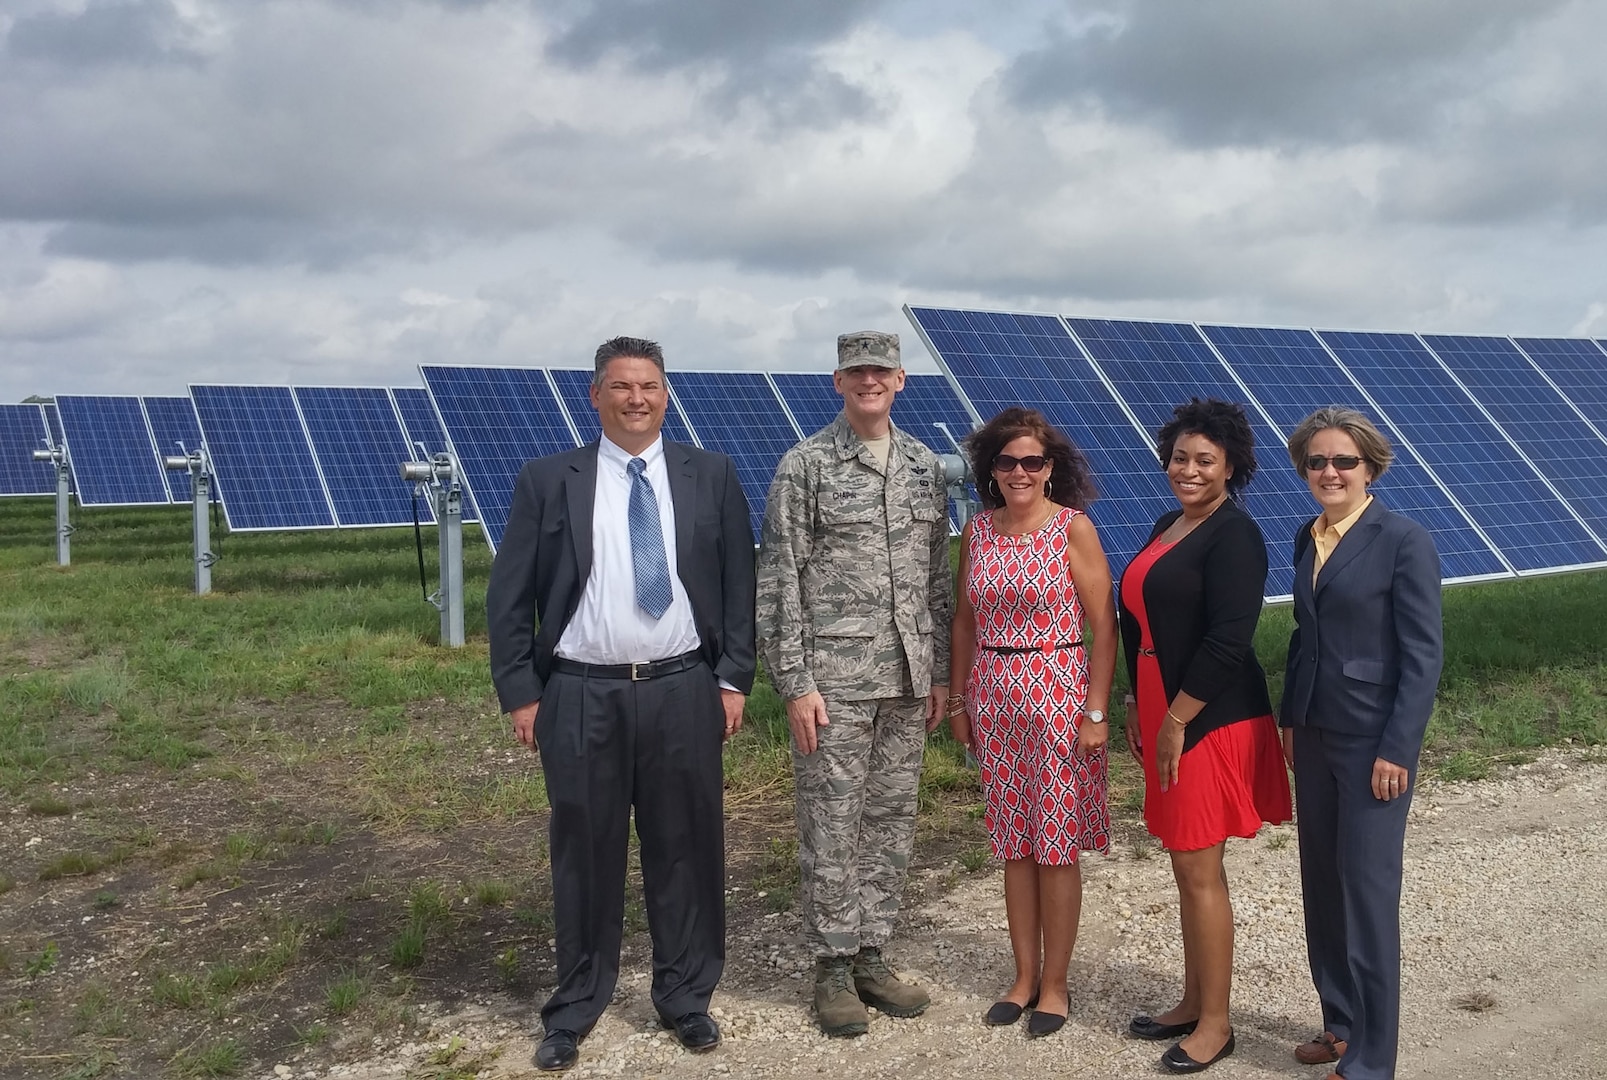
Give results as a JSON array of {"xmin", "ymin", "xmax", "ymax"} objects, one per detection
[{"xmin": 291, "ymin": 750, "xmax": 1607, "ymax": 1080}]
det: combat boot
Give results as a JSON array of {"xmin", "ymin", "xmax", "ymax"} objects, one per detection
[
  {"xmin": 814, "ymin": 955, "xmax": 869, "ymax": 1036},
  {"xmin": 852, "ymin": 946, "xmax": 930, "ymax": 1018}
]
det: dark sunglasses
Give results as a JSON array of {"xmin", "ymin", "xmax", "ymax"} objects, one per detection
[
  {"xmin": 1304, "ymin": 454, "xmax": 1363, "ymax": 473},
  {"xmin": 992, "ymin": 454, "xmax": 1049, "ymax": 474}
]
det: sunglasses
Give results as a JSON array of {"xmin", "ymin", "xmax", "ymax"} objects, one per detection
[
  {"xmin": 992, "ymin": 454, "xmax": 1049, "ymax": 474},
  {"xmin": 1304, "ymin": 454, "xmax": 1363, "ymax": 473}
]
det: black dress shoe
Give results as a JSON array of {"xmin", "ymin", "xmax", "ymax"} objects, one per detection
[
  {"xmin": 1026, "ymin": 1009, "xmax": 1066, "ymax": 1038},
  {"xmin": 1161, "ymin": 1031, "xmax": 1235, "ymax": 1074},
  {"xmin": 662, "ymin": 1011, "xmax": 721, "ymax": 1052},
  {"xmin": 983, "ymin": 990, "xmax": 1040, "ymax": 1026},
  {"xmin": 1129, "ymin": 1014, "xmax": 1200, "ymax": 1040},
  {"xmin": 534, "ymin": 1029, "xmax": 579, "ymax": 1072}
]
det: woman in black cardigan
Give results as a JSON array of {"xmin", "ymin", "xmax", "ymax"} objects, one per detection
[{"xmin": 1118, "ymin": 399, "xmax": 1291, "ymax": 1075}]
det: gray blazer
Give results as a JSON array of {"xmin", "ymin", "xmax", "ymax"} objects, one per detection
[{"xmin": 1279, "ymin": 499, "xmax": 1444, "ymax": 768}]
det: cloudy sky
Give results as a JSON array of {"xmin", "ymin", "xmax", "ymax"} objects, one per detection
[{"xmin": 2, "ymin": 0, "xmax": 1604, "ymax": 399}]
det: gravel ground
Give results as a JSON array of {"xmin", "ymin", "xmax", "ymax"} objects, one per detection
[{"xmin": 277, "ymin": 748, "xmax": 1607, "ymax": 1080}]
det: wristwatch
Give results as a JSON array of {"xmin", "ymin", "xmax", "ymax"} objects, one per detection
[{"xmin": 1083, "ymin": 709, "xmax": 1107, "ymax": 724}]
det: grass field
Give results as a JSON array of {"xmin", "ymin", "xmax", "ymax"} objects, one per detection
[{"xmin": 2, "ymin": 498, "xmax": 1605, "ymax": 1078}]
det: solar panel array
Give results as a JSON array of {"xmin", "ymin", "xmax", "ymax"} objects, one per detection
[
  {"xmin": 143, "ymin": 395, "xmax": 204, "ymax": 503},
  {"xmin": 1, "ymin": 404, "xmax": 55, "ymax": 497},
  {"xmin": 55, "ymin": 395, "xmax": 172, "ymax": 507},
  {"xmin": 907, "ymin": 306, "xmax": 1607, "ymax": 597}
]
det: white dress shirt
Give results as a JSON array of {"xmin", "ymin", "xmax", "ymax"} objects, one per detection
[{"xmin": 555, "ymin": 434, "xmax": 704, "ymax": 665}]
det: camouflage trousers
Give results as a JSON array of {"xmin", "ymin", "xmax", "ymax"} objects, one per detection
[{"xmin": 793, "ymin": 694, "xmax": 927, "ymax": 958}]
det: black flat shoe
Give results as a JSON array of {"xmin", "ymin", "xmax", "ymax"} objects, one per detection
[
  {"xmin": 661, "ymin": 1011, "xmax": 721, "ymax": 1053},
  {"xmin": 1026, "ymin": 1010, "xmax": 1066, "ymax": 1038},
  {"xmin": 534, "ymin": 1029, "xmax": 579, "ymax": 1072},
  {"xmin": 1161, "ymin": 1031, "xmax": 1235, "ymax": 1074},
  {"xmin": 1129, "ymin": 1014, "xmax": 1200, "ymax": 1040},
  {"xmin": 983, "ymin": 989, "xmax": 1040, "ymax": 1027}
]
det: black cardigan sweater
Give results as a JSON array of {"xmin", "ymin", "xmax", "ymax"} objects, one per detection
[{"xmin": 1117, "ymin": 499, "xmax": 1273, "ymax": 753}]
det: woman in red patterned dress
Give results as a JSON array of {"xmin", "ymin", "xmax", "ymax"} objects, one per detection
[
  {"xmin": 948, "ymin": 407, "xmax": 1117, "ymax": 1038},
  {"xmin": 1118, "ymin": 398, "xmax": 1292, "ymax": 1074}
]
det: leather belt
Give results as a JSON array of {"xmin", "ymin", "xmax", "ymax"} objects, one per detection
[
  {"xmin": 981, "ymin": 640, "xmax": 1085, "ymax": 654},
  {"xmin": 552, "ymin": 649, "xmax": 704, "ymax": 682}
]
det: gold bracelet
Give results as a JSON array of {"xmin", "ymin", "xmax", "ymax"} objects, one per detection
[
  {"xmin": 945, "ymin": 693, "xmax": 965, "ymax": 706},
  {"xmin": 1166, "ymin": 711, "xmax": 1188, "ymax": 726}
]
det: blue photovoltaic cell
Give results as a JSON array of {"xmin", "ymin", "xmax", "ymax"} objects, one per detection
[
  {"xmin": 189, "ymin": 385, "xmax": 337, "ymax": 531},
  {"xmin": 906, "ymin": 306, "xmax": 1175, "ymax": 582},
  {"xmin": 1200, "ymin": 324, "xmax": 1507, "ymax": 581},
  {"xmin": 54, "ymin": 395, "xmax": 170, "ymax": 507},
  {"xmin": 669, "ymin": 371, "xmax": 802, "ymax": 539},
  {"xmin": 143, "ymin": 396, "xmax": 205, "ymax": 504},
  {"xmin": 1, "ymin": 404, "xmax": 55, "ymax": 497},
  {"xmin": 1318, "ymin": 330, "xmax": 1605, "ymax": 572},
  {"xmin": 545, "ymin": 368, "xmax": 699, "ymax": 447},
  {"xmin": 769, "ymin": 372, "xmax": 975, "ymax": 533},
  {"xmin": 1512, "ymin": 338, "xmax": 1607, "ymax": 435},
  {"xmin": 1423, "ymin": 334, "xmax": 1607, "ymax": 545},
  {"xmin": 419, "ymin": 366, "xmax": 580, "ymax": 552},
  {"xmin": 1066, "ymin": 318, "xmax": 1318, "ymax": 597},
  {"xmin": 293, "ymin": 387, "xmax": 425, "ymax": 528},
  {"xmin": 43, "ymin": 403, "xmax": 63, "ymax": 449},
  {"xmin": 390, "ymin": 387, "xmax": 480, "ymax": 523}
]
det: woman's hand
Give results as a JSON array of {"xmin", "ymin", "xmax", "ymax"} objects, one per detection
[
  {"xmin": 1372, "ymin": 756, "xmax": 1409, "ymax": 801},
  {"xmin": 948, "ymin": 706, "xmax": 973, "ymax": 752},
  {"xmin": 1077, "ymin": 713, "xmax": 1108, "ymax": 755},
  {"xmin": 1281, "ymin": 726, "xmax": 1294, "ymax": 769},
  {"xmin": 1122, "ymin": 693, "xmax": 1142, "ymax": 763},
  {"xmin": 1155, "ymin": 715, "xmax": 1185, "ymax": 792}
]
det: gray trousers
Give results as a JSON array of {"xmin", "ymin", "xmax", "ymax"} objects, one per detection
[{"xmin": 793, "ymin": 694, "xmax": 926, "ymax": 957}]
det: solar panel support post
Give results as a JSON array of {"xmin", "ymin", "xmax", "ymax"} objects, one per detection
[
  {"xmin": 938, "ymin": 452, "xmax": 979, "ymax": 531},
  {"xmin": 31, "ymin": 447, "xmax": 73, "ymax": 565},
  {"xmin": 402, "ymin": 454, "xmax": 464, "ymax": 648},
  {"xmin": 165, "ymin": 450, "xmax": 216, "ymax": 595}
]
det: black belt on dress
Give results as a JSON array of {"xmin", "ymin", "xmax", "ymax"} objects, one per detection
[
  {"xmin": 552, "ymin": 649, "xmax": 704, "ymax": 682},
  {"xmin": 981, "ymin": 639, "xmax": 1085, "ymax": 654}
]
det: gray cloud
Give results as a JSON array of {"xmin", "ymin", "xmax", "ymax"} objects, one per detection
[{"xmin": 5, "ymin": 0, "xmax": 207, "ymax": 68}]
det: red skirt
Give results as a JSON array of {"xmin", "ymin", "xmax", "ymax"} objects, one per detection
[{"xmin": 1137, "ymin": 653, "xmax": 1291, "ymax": 851}]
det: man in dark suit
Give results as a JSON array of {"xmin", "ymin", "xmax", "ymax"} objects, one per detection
[
  {"xmin": 487, "ymin": 336, "xmax": 756, "ymax": 1073},
  {"xmin": 1280, "ymin": 408, "xmax": 1444, "ymax": 1080}
]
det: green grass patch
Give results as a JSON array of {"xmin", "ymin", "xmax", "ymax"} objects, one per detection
[
  {"xmin": 170, "ymin": 1038, "xmax": 245, "ymax": 1078},
  {"xmin": 324, "ymin": 968, "xmax": 368, "ymax": 1016},
  {"xmin": 37, "ymin": 848, "xmax": 127, "ymax": 881},
  {"xmin": 26, "ymin": 794, "xmax": 73, "ymax": 816}
]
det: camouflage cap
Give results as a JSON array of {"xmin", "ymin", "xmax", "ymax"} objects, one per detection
[{"xmin": 836, "ymin": 330, "xmax": 901, "ymax": 370}]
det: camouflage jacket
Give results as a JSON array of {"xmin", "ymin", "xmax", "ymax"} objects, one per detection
[{"xmin": 757, "ymin": 413, "xmax": 953, "ymax": 701}]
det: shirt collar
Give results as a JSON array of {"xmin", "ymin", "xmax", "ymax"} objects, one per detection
[
  {"xmin": 1314, "ymin": 493, "xmax": 1374, "ymax": 538},
  {"xmin": 599, "ymin": 434, "xmax": 664, "ymax": 471}
]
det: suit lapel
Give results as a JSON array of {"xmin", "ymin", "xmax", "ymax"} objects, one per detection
[
  {"xmin": 566, "ymin": 446, "xmax": 598, "ymax": 585},
  {"xmin": 1293, "ymin": 526, "xmax": 1318, "ymax": 618},
  {"xmin": 1314, "ymin": 499, "xmax": 1386, "ymax": 596},
  {"xmin": 666, "ymin": 441, "xmax": 697, "ymax": 577}
]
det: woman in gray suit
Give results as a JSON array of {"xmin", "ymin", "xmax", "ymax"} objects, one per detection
[{"xmin": 1279, "ymin": 408, "xmax": 1444, "ymax": 1080}]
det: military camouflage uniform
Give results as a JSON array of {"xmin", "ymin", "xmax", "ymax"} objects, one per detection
[{"xmin": 757, "ymin": 410, "xmax": 953, "ymax": 958}]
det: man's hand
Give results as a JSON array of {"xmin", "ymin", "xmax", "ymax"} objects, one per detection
[
  {"xmin": 786, "ymin": 691, "xmax": 830, "ymax": 755},
  {"xmin": 511, "ymin": 700, "xmax": 540, "ymax": 753},
  {"xmin": 1372, "ymin": 756, "xmax": 1410, "ymax": 801},
  {"xmin": 721, "ymin": 689, "xmax": 746, "ymax": 740},
  {"xmin": 925, "ymin": 684, "xmax": 948, "ymax": 734}
]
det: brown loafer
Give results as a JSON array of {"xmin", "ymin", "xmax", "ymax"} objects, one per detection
[{"xmin": 1295, "ymin": 1031, "xmax": 1347, "ymax": 1065}]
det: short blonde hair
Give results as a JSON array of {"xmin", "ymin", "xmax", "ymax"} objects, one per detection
[{"xmin": 1286, "ymin": 407, "xmax": 1393, "ymax": 481}]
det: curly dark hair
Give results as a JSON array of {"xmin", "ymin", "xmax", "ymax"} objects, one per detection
[
  {"xmin": 964, "ymin": 407, "xmax": 1097, "ymax": 511},
  {"xmin": 1155, "ymin": 397, "xmax": 1257, "ymax": 496}
]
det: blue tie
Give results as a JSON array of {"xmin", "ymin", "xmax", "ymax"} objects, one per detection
[{"xmin": 627, "ymin": 457, "xmax": 673, "ymax": 620}]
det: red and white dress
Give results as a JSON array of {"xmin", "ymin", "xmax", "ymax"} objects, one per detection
[{"xmin": 964, "ymin": 506, "xmax": 1110, "ymax": 864}]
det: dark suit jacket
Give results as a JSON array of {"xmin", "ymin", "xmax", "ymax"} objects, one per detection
[
  {"xmin": 1118, "ymin": 500, "xmax": 1273, "ymax": 753},
  {"xmin": 1278, "ymin": 499, "xmax": 1443, "ymax": 768},
  {"xmin": 486, "ymin": 439, "xmax": 758, "ymax": 713}
]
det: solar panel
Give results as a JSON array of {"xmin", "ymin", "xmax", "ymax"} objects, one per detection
[
  {"xmin": 545, "ymin": 368, "xmax": 699, "ymax": 447},
  {"xmin": 418, "ymin": 366, "xmax": 580, "ymax": 552},
  {"xmin": 668, "ymin": 371, "xmax": 802, "ymax": 539},
  {"xmin": 1318, "ymin": 330, "xmax": 1606, "ymax": 573},
  {"xmin": 142, "ymin": 395, "xmax": 205, "ymax": 504},
  {"xmin": 54, "ymin": 395, "xmax": 171, "ymax": 507},
  {"xmin": 769, "ymin": 371, "xmax": 975, "ymax": 533},
  {"xmin": 1200, "ymin": 324, "xmax": 1508, "ymax": 582},
  {"xmin": 1421, "ymin": 334, "xmax": 1607, "ymax": 546},
  {"xmin": 1511, "ymin": 337, "xmax": 1607, "ymax": 435},
  {"xmin": 43, "ymin": 403, "xmax": 63, "ymax": 450},
  {"xmin": 189, "ymin": 385, "xmax": 338, "ymax": 531},
  {"xmin": 390, "ymin": 387, "xmax": 480, "ymax": 524},
  {"xmin": 1065, "ymin": 317, "xmax": 1319, "ymax": 598},
  {"xmin": 0, "ymin": 404, "xmax": 55, "ymax": 497},
  {"xmin": 293, "ymin": 387, "xmax": 426, "ymax": 528},
  {"xmin": 905, "ymin": 306, "xmax": 1176, "ymax": 582}
]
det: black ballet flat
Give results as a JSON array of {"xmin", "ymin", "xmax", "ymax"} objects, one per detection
[
  {"xmin": 1160, "ymin": 1031, "xmax": 1235, "ymax": 1074},
  {"xmin": 1129, "ymin": 1014, "xmax": 1200, "ymax": 1040},
  {"xmin": 983, "ymin": 989, "xmax": 1039, "ymax": 1026},
  {"xmin": 1026, "ymin": 1009, "xmax": 1066, "ymax": 1038}
]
